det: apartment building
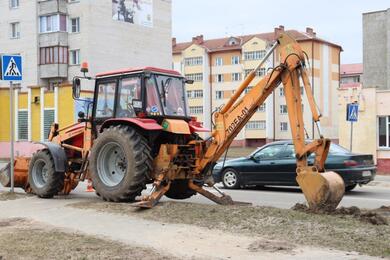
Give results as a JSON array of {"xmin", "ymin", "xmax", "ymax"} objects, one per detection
[
  {"xmin": 338, "ymin": 9, "xmax": 390, "ymax": 174},
  {"xmin": 0, "ymin": 0, "xmax": 172, "ymax": 90},
  {"xmin": 340, "ymin": 64, "xmax": 362, "ymax": 89},
  {"xmin": 173, "ymin": 26, "xmax": 342, "ymax": 146},
  {"xmin": 0, "ymin": 0, "xmax": 172, "ymax": 142}
]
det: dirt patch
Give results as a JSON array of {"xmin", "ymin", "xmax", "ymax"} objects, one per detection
[
  {"xmin": 0, "ymin": 218, "xmax": 179, "ymax": 260},
  {"xmin": 68, "ymin": 200, "xmax": 390, "ymax": 258},
  {"xmin": 292, "ymin": 203, "xmax": 389, "ymax": 225},
  {"xmin": 248, "ymin": 239, "xmax": 294, "ymax": 253},
  {"xmin": 0, "ymin": 192, "xmax": 30, "ymax": 201}
]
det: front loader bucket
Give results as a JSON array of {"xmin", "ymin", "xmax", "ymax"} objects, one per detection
[{"xmin": 296, "ymin": 166, "xmax": 345, "ymax": 211}]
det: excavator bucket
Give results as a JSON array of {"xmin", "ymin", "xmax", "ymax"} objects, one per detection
[{"xmin": 296, "ymin": 166, "xmax": 345, "ymax": 211}]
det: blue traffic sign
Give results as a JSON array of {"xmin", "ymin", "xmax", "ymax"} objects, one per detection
[
  {"xmin": 1, "ymin": 55, "xmax": 22, "ymax": 81},
  {"xmin": 346, "ymin": 103, "xmax": 358, "ymax": 122}
]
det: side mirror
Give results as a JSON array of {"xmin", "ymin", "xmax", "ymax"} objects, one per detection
[
  {"xmin": 72, "ymin": 78, "xmax": 81, "ymax": 99},
  {"xmin": 250, "ymin": 155, "xmax": 260, "ymax": 162}
]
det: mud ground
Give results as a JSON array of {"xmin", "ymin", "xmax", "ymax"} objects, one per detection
[
  {"xmin": 0, "ymin": 218, "xmax": 179, "ymax": 260},
  {"xmin": 69, "ymin": 200, "xmax": 390, "ymax": 258},
  {"xmin": 0, "ymin": 192, "xmax": 31, "ymax": 201}
]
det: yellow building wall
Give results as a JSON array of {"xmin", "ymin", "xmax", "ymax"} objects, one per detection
[
  {"xmin": 58, "ymin": 86, "xmax": 76, "ymax": 128},
  {"xmin": 44, "ymin": 92, "xmax": 55, "ymax": 108},
  {"xmin": 0, "ymin": 89, "xmax": 11, "ymax": 141},
  {"xmin": 18, "ymin": 92, "xmax": 28, "ymax": 109},
  {"xmin": 31, "ymin": 88, "xmax": 41, "ymax": 141}
]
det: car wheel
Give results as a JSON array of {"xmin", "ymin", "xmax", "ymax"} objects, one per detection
[
  {"xmin": 345, "ymin": 184, "xmax": 357, "ymax": 192},
  {"xmin": 222, "ymin": 169, "xmax": 240, "ymax": 189}
]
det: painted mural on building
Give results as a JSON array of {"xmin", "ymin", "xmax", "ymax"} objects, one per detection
[{"xmin": 112, "ymin": 0, "xmax": 153, "ymax": 28}]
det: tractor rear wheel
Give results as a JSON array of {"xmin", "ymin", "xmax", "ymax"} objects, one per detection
[
  {"xmin": 165, "ymin": 179, "xmax": 201, "ymax": 200},
  {"xmin": 28, "ymin": 150, "xmax": 64, "ymax": 198},
  {"xmin": 89, "ymin": 126, "xmax": 153, "ymax": 202}
]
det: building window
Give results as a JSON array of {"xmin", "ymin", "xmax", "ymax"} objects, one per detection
[
  {"xmin": 244, "ymin": 86, "xmax": 253, "ymax": 94},
  {"xmin": 378, "ymin": 116, "xmax": 390, "ymax": 148},
  {"xmin": 216, "ymin": 74, "xmax": 224, "ymax": 83},
  {"xmin": 231, "ymin": 56, "xmax": 240, "ymax": 65},
  {"xmin": 246, "ymin": 120, "xmax": 266, "ymax": 130},
  {"xmin": 10, "ymin": 0, "xmax": 19, "ymax": 8},
  {"xmin": 10, "ymin": 22, "xmax": 20, "ymax": 39},
  {"xmin": 185, "ymin": 73, "xmax": 203, "ymax": 82},
  {"xmin": 40, "ymin": 14, "xmax": 67, "ymax": 33},
  {"xmin": 257, "ymin": 103, "xmax": 266, "ymax": 112},
  {"xmin": 187, "ymin": 90, "xmax": 203, "ymax": 99},
  {"xmin": 40, "ymin": 46, "xmax": 69, "ymax": 65},
  {"xmin": 244, "ymin": 69, "xmax": 263, "ymax": 78},
  {"xmin": 215, "ymin": 57, "xmax": 223, "ymax": 66},
  {"xmin": 259, "ymin": 68, "xmax": 266, "ymax": 76},
  {"xmin": 215, "ymin": 91, "xmax": 223, "ymax": 100},
  {"xmin": 184, "ymin": 57, "xmax": 202, "ymax": 66},
  {"xmin": 280, "ymin": 122, "xmax": 288, "ymax": 132},
  {"xmin": 71, "ymin": 17, "xmax": 80, "ymax": 33},
  {"xmin": 18, "ymin": 110, "xmax": 28, "ymax": 141},
  {"xmin": 189, "ymin": 106, "xmax": 203, "ymax": 114},
  {"xmin": 244, "ymin": 50, "xmax": 266, "ymax": 60},
  {"xmin": 232, "ymin": 73, "xmax": 241, "ymax": 81},
  {"xmin": 279, "ymin": 88, "xmax": 285, "ymax": 96},
  {"xmin": 44, "ymin": 109, "xmax": 55, "ymax": 140},
  {"xmin": 70, "ymin": 49, "xmax": 80, "ymax": 65},
  {"xmin": 280, "ymin": 105, "xmax": 288, "ymax": 114}
]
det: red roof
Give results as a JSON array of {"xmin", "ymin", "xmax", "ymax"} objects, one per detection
[
  {"xmin": 96, "ymin": 67, "xmax": 181, "ymax": 77},
  {"xmin": 340, "ymin": 64, "xmax": 363, "ymax": 75},
  {"xmin": 173, "ymin": 30, "xmax": 342, "ymax": 54}
]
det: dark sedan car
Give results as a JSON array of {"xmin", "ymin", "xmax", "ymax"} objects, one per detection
[{"xmin": 212, "ymin": 141, "xmax": 376, "ymax": 191}]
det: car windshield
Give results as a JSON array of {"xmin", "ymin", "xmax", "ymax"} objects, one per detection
[{"xmin": 155, "ymin": 75, "xmax": 187, "ymax": 117}]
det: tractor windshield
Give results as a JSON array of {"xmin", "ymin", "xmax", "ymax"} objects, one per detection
[{"xmin": 155, "ymin": 75, "xmax": 187, "ymax": 117}]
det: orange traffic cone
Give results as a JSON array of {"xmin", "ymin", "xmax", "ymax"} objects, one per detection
[{"xmin": 85, "ymin": 179, "xmax": 94, "ymax": 192}]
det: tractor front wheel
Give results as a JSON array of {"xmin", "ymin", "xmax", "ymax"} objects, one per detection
[
  {"xmin": 28, "ymin": 150, "xmax": 64, "ymax": 198},
  {"xmin": 89, "ymin": 126, "xmax": 153, "ymax": 202}
]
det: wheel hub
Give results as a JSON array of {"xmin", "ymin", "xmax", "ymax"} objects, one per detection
[{"xmin": 97, "ymin": 142, "xmax": 127, "ymax": 187}]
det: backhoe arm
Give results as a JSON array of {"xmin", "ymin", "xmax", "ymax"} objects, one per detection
[
  {"xmin": 197, "ymin": 33, "xmax": 324, "ymax": 172},
  {"xmin": 196, "ymin": 33, "xmax": 344, "ymax": 210}
]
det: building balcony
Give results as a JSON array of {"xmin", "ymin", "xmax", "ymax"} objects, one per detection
[
  {"xmin": 38, "ymin": 0, "xmax": 68, "ymax": 16},
  {"xmin": 39, "ymin": 32, "xmax": 68, "ymax": 48},
  {"xmin": 40, "ymin": 64, "xmax": 68, "ymax": 79}
]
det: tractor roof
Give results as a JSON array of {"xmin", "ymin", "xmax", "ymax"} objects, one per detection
[{"xmin": 95, "ymin": 67, "xmax": 182, "ymax": 78}]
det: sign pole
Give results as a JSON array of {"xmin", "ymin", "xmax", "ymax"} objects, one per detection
[
  {"xmin": 350, "ymin": 121, "xmax": 353, "ymax": 152},
  {"xmin": 9, "ymin": 81, "xmax": 15, "ymax": 193}
]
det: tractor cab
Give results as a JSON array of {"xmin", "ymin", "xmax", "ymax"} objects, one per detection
[
  {"xmin": 93, "ymin": 67, "xmax": 191, "ymax": 123},
  {"xmin": 73, "ymin": 66, "xmax": 192, "ymax": 124}
]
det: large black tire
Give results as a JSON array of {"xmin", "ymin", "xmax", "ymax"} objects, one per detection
[
  {"xmin": 89, "ymin": 126, "xmax": 153, "ymax": 202},
  {"xmin": 28, "ymin": 150, "xmax": 64, "ymax": 198},
  {"xmin": 222, "ymin": 168, "xmax": 240, "ymax": 189},
  {"xmin": 165, "ymin": 180, "xmax": 198, "ymax": 200},
  {"xmin": 345, "ymin": 184, "xmax": 357, "ymax": 192}
]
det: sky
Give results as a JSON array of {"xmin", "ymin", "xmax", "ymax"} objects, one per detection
[{"xmin": 172, "ymin": 0, "xmax": 390, "ymax": 64}]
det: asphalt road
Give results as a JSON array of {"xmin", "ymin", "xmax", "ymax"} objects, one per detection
[{"xmin": 1, "ymin": 158, "xmax": 389, "ymax": 209}]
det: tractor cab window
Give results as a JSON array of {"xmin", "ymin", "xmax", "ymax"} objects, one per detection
[
  {"xmin": 155, "ymin": 75, "xmax": 186, "ymax": 117},
  {"xmin": 96, "ymin": 81, "xmax": 116, "ymax": 118},
  {"xmin": 116, "ymin": 77, "xmax": 141, "ymax": 118},
  {"xmin": 146, "ymin": 77, "xmax": 163, "ymax": 116}
]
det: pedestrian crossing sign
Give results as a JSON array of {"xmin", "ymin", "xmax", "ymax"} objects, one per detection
[
  {"xmin": 346, "ymin": 103, "xmax": 358, "ymax": 122},
  {"xmin": 1, "ymin": 55, "xmax": 22, "ymax": 81}
]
